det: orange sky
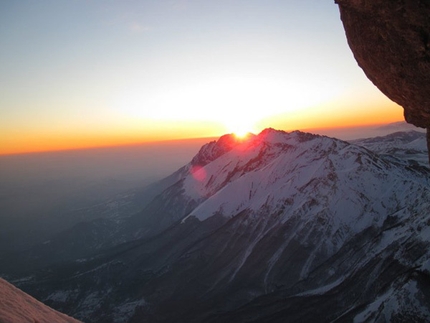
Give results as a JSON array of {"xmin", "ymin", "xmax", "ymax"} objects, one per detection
[
  {"xmin": 0, "ymin": 1, "xmax": 406, "ymax": 156},
  {"xmin": 1, "ymin": 97, "xmax": 403, "ymax": 155}
]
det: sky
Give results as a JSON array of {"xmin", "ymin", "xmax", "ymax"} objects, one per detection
[{"xmin": 0, "ymin": 0, "xmax": 404, "ymax": 155}]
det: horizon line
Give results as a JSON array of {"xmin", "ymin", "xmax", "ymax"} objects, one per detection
[{"xmin": 1, "ymin": 121, "xmax": 417, "ymax": 157}]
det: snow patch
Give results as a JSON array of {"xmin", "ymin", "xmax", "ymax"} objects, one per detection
[{"xmin": 113, "ymin": 299, "xmax": 146, "ymax": 323}]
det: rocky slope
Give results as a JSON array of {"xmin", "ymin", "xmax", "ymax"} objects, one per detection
[
  {"xmin": 17, "ymin": 129, "xmax": 430, "ymax": 323},
  {"xmin": 0, "ymin": 278, "xmax": 81, "ymax": 323}
]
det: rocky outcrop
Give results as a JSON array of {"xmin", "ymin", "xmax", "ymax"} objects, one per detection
[
  {"xmin": 335, "ymin": 0, "xmax": 430, "ymax": 161},
  {"xmin": 0, "ymin": 278, "xmax": 82, "ymax": 323}
]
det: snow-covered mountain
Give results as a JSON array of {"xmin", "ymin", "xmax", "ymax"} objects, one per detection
[
  {"xmin": 16, "ymin": 129, "xmax": 430, "ymax": 323},
  {"xmin": 351, "ymin": 130, "xmax": 428, "ymax": 167},
  {"xmin": 0, "ymin": 278, "xmax": 81, "ymax": 323}
]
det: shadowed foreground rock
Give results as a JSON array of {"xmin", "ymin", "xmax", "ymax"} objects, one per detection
[{"xmin": 335, "ymin": 0, "xmax": 430, "ymax": 161}]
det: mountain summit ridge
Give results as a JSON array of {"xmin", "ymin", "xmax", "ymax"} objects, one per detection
[
  {"xmin": 190, "ymin": 132, "xmax": 255, "ymax": 167},
  {"xmin": 182, "ymin": 129, "xmax": 427, "ymax": 225}
]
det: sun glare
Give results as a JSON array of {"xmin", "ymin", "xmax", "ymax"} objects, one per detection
[
  {"xmin": 113, "ymin": 74, "xmax": 346, "ymax": 146},
  {"xmin": 225, "ymin": 117, "xmax": 257, "ymax": 139},
  {"xmin": 233, "ymin": 130, "xmax": 250, "ymax": 139}
]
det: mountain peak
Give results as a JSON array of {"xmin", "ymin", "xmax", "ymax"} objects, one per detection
[
  {"xmin": 258, "ymin": 127, "xmax": 281, "ymax": 136},
  {"xmin": 261, "ymin": 128, "xmax": 321, "ymax": 143},
  {"xmin": 191, "ymin": 132, "xmax": 256, "ymax": 167},
  {"xmin": 191, "ymin": 128, "xmax": 325, "ymax": 168}
]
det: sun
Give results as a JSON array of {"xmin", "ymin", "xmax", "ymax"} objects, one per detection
[
  {"xmin": 233, "ymin": 128, "xmax": 251, "ymax": 139},
  {"xmin": 225, "ymin": 118, "xmax": 256, "ymax": 139}
]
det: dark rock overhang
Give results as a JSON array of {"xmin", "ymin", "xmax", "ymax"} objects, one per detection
[{"xmin": 335, "ymin": 0, "xmax": 430, "ymax": 162}]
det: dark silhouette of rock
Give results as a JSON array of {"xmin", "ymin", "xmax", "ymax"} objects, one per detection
[{"xmin": 335, "ymin": 0, "xmax": 430, "ymax": 161}]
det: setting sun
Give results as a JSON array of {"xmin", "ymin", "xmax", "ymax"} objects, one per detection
[
  {"xmin": 224, "ymin": 115, "xmax": 257, "ymax": 139},
  {"xmin": 233, "ymin": 130, "xmax": 252, "ymax": 139}
]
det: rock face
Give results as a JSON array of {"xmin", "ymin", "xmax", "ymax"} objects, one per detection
[
  {"xmin": 335, "ymin": 0, "xmax": 430, "ymax": 159},
  {"xmin": 0, "ymin": 278, "xmax": 81, "ymax": 323}
]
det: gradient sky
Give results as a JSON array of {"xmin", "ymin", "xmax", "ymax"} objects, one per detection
[{"xmin": 0, "ymin": 0, "xmax": 403, "ymax": 154}]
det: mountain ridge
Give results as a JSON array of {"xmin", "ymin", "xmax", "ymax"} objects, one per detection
[
  {"xmin": 352, "ymin": 130, "xmax": 428, "ymax": 167},
  {"xmin": 12, "ymin": 129, "xmax": 430, "ymax": 323}
]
